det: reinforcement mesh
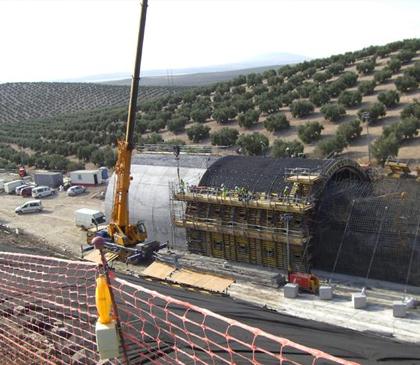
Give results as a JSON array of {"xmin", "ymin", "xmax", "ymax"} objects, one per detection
[
  {"xmin": 314, "ymin": 178, "xmax": 420, "ymax": 285},
  {"xmin": 0, "ymin": 252, "xmax": 357, "ymax": 365}
]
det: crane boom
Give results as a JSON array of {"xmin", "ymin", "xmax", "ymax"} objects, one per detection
[{"xmin": 109, "ymin": 0, "xmax": 148, "ymax": 246}]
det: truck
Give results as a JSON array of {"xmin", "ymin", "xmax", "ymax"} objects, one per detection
[
  {"xmin": 4, "ymin": 180, "xmax": 25, "ymax": 194},
  {"xmin": 75, "ymin": 208, "xmax": 106, "ymax": 229}
]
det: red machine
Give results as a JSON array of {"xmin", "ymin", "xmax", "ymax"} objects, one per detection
[
  {"xmin": 288, "ymin": 272, "xmax": 320, "ymax": 294},
  {"xmin": 18, "ymin": 166, "xmax": 26, "ymax": 178}
]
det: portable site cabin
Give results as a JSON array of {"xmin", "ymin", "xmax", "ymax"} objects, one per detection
[
  {"xmin": 4, "ymin": 180, "xmax": 25, "ymax": 194},
  {"xmin": 33, "ymin": 172, "xmax": 63, "ymax": 188},
  {"xmin": 70, "ymin": 170, "xmax": 103, "ymax": 185}
]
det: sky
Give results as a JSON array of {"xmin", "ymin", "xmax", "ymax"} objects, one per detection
[{"xmin": 0, "ymin": 0, "xmax": 419, "ymax": 83}]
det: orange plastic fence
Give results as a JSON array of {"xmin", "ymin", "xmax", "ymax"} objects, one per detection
[{"xmin": 0, "ymin": 253, "xmax": 359, "ymax": 365}]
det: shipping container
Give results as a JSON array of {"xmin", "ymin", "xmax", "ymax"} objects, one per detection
[
  {"xmin": 33, "ymin": 172, "xmax": 63, "ymax": 188},
  {"xmin": 70, "ymin": 170, "xmax": 103, "ymax": 185}
]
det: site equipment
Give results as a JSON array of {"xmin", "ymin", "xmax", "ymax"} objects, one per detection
[
  {"xmin": 83, "ymin": 0, "xmax": 166, "ymax": 263},
  {"xmin": 384, "ymin": 158, "xmax": 412, "ymax": 178},
  {"xmin": 107, "ymin": 0, "xmax": 148, "ymax": 247},
  {"xmin": 288, "ymin": 272, "xmax": 319, "ymax": 294},
  {"xmin": 18, "ymin": 166, "xmax": 26, "ymax": 177}
]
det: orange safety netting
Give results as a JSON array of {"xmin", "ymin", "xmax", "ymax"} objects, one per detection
[{"xmin": 0, "ymin": 253, "xmax": 358, "ymax": 365}]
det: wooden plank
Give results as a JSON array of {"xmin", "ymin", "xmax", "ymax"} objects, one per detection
[
  {"xmin": 142, "ymin": 261, "xmax": 176, "ymax": 280},
  {"xmin": 169, "ymin": 269, "xmax": 234, "ymax": 293},
  {"xmin": 83, "ymin": 250, "xmax": 119, "ymax": 264}
]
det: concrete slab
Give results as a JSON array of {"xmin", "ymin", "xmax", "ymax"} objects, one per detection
[{"xmin": 228, "ymin": 282, "xmax": 420, "ymax": 344}]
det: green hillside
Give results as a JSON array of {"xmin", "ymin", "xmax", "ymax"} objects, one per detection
[
  {"xmin": 0, "ymin": 39, "xmax": 419, "ymax": 171},
  {"xmin": 0, "ymin": 82, "xmax": 184, "ymax": 124}
]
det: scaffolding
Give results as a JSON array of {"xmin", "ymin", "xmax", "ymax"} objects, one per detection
[{"xmin": 169, "ymin": 169, "xmax": 322, "ymax": 272}]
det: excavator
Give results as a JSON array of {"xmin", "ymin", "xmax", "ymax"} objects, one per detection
[{"xmin": 83, "ymin": 0, "xmax": 166, "ymax": 263}]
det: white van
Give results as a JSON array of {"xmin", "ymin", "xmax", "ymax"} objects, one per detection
[
  {"xmin": 75, "ymin": 208, "xmax": 106, "ymax": 229},
  {"xmin": 32, "ymin": 186, "xmax": 54, "ymax": 198},
  {"xmin": 15, "ymin": 200, "xmax": 43, "ymax": 214}
]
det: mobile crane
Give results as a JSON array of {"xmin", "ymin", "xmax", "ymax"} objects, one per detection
[{"xmin": 84, "ymin": 0, "xmax": 166, "ymax": 263}]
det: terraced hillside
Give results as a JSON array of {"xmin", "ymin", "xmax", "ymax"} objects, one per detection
[
  {"xmin": 0, "ymin": 39, "xmax": 419, "ymax": 171},
  {"xmin": 0, "ymin": 82, "xmax": 182, "ymax": 123}
]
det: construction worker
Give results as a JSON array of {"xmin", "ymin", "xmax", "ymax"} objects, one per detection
[
  {"xmin": 221, "ymin": 184, "xmax": 227, "ymax": 198},
  {"xmin": 180, "ymin": 179, "xmax": 185, "ymax": 194}
]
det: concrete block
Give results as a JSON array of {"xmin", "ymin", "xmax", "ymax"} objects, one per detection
[
  {"xmin": 393, "ymin": 302, "xmax": 407, "ymax": 318},
  {"xmin": 319, "ymin": 285, "xmax": 333, "ymax": 300},
  {"xmin": 96, "ymin": 320, "xmax": 119, "ymax": 360},
  {"xmin": 352, "ymin": 293, "xmax": 367, "ymax": 309},
  {"xmin": 284, "ymin": 283, "xmax": 299, "ymax": 298}
]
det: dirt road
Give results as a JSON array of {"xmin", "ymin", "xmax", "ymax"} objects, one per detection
[{"xmin": 0, "ymin": 181, "xmax": 105, "ymax": 257}]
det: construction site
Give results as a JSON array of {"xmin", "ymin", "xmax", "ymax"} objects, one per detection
[
  {"xmin": 1, "ymin": 1, "xmax": 420, "ymax": 364},
  {"xmin": 2, "ymin": 150, "xmax": 420, "ymax": 364}
]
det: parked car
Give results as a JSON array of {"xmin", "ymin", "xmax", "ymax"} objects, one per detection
[
  {"xmin": 20, "ymin": 186, "xmax": 34, "ymax": 197},
  {"xmin": 15, "ymin": 184, "xmax": 32, "ymax": 195},
  {"xmin": 15, "ymin": 200, "xmax": 43, "ymax": 214},
  {"xmin": 32, "ymin": 186, "xmax": 54, "ymax": 198},
  {"xmin": 67, "ymin": 185, "xmax": 86, "ymax": 196}
]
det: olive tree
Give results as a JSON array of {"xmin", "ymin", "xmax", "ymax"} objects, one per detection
[
  {"xmin": 395, "ymin": 75, "xmax": 418, "ymax": 93},
  {"xmin": 315, "ymin": 135, "xmax": 347, "ymax": 157},
  {"xmin": 264, "ymin": 113, "xmax": 290, "ymax": 132},
  {"xmin": 238, "ymin": 109, "xmax": 260, "ymax": 129},
  {"xmin": 237, "ymin": 133, "xmax": 269, "ymax": 156},
  {"xmin": 358, "ymin": 102, "xmax": 386, "ymax": 123},
  {"xmin": 210, "ymin": 127, "xmax": 239, "ymax": 146},
  {"xmin": 371, "ymin": 133, "xmax": 400, "ymax": 165},
  {"xmin": 320, "ymin": 103, "xmax": 346, "ymax": 122},
  {"xmin": 338, "ymin": 90, "xmax": 362, "ymax": 107},
  {"xmin": 358, "ymin": 80, "xmax": 376, "ymax": 96},
  {"xmin": 290, "ymin": 100, "xmax": 315, "ymax": 118},
  {"xmin": 271, "ymin": 139, "xmax": 304, "ymax": 158},
  {"xmin": 298, "ymin": 121, "xmax": 324, "ymax": 143},
  {"xmin": 336, "ymin": 120, "xmax": 363, "ymax": 143},
  {"xmin": 377, "ymin": 90, "xmax": 400, "ymax": 108},
  {"xmin": 186, "ymin": 123, "xmax": 210, "ymax": 142}
]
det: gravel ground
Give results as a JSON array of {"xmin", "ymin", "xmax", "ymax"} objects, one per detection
[{"xmin": 0, "ymin": 173, "xmax": 105, "ymax": 257}]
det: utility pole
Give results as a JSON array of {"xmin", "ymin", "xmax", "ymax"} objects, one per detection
[
  {"xmin": 282, "ymin": 213, "xmax": 293, "ymax": 272},
  {"xmin": 362, "ymin": 112, "xmax": 371, "ymax": 164}
]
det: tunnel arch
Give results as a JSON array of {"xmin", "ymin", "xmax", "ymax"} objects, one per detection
[{"xmin": 199, "ymin": 156, "xmax": 370, "ymax": 196}]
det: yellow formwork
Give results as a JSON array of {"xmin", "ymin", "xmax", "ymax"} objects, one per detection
[
  {"xmin": 175, "ymin": 192, "xmax": 313, "ymax": 213},
  {"xmin": 176, "ymin": 219, "xmax": 307, "ymax": 246}
]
